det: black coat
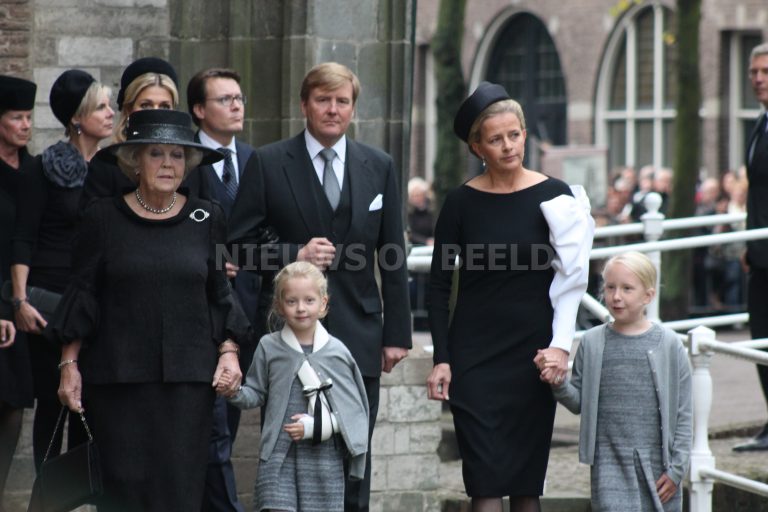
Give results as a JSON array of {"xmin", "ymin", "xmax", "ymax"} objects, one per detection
[
  {"xmin": 195, "ymin": 133, "xmax": 260, "ymax": 370},
  {"xmin": 228, "ymin": 132, "xmax": 411, "ymax": 376}
]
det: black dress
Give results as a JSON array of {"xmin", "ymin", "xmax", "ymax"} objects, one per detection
[
  {"xmin": 50, "ymin": 193, "xmax": 249, "ymax": 511},
  {"xmin": 0, "ymin": 150, "xmax": 34, "ymax": 408},
  {"xmin": 428, "ymin": 178, "xmax": 573, "ymax": 497}
]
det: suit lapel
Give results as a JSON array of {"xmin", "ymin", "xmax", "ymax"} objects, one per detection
[
  {"xmin": 748, "ymin": 113, "xmax": 766, "ymax": 166},
  {"xmin": 235, "ymin": 140, "xmax": 253, "ymax": 178},
  {"xmin": 283, "ymin": 132, "xmax": 330, "ymax": 237},
  {"xmin": 345, "ymin": 139, "xmax": 377, "ymax": 243}
]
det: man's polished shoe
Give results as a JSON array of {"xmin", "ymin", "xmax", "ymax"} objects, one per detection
[{"xmin": 733, "ymin": 425, "xmax": 768, "ymax": 452}]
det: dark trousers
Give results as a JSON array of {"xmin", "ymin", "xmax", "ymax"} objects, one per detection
[
  {"xmin": 202, "ymin": 396, "xmax": 244, "ymax": 512},
  {"xmin": 748, "ymin": 269, "xmax": 768, "ymax": 419},
  {"xmin": 344, "ymin": 376, "xmax": 379, "ymax": 512}
]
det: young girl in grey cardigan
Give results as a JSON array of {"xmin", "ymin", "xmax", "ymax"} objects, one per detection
[
  {"xmin": 223, "ymin": 262, "xmax": 369, "ymax": 512},
  {"xmin": 536, "ymin": 251, "xmax": 692, "ymax": 511}
]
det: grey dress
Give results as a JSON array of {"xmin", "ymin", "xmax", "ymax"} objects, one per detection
[
  {"xmin": 591, "ymin": 324, "xmax": 681, "ymax": 512},
  {"xmin": 255, "ymin": 345, "xmax": 345, "ymax": 512}
]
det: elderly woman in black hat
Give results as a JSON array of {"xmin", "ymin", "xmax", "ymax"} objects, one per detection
[
  {"xmin": 81, "ymin": 56, "xmax": 209, "ymax": 207},
  {"xmin": 9, "ymin": 69, "xmax": 113, "ymax": 471},
  {"xmin": 0, "ymin": 73, "xmax": 35, "ymax": 512},
  {"xmin": 52, "ymin": 109, "xmax": 248, "ymax": 511},
  {"xmin": 426, "ymin": 83, "xmax": 593, "ymax": 512}
]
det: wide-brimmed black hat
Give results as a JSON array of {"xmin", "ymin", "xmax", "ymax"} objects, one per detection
[
  {"xmin": 117, "ymin": 57, "xmax": 178, "ymax": 110},
  {"xmin": 50, "ymin": 69, "xmax": 96, "ymax": 127},
  {"xmin": 453, "ymin": 82, "xmax": 511, "ymax": 143},
  {"xmin": 96, "ymin": 109, "xmax": 223, "ymax": 165},
  {"xmin": 0, "ymin": 75, "xmax": 37, "ymax": 111}
]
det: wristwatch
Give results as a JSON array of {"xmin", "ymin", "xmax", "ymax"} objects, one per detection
[{"xmin": 11, "ymin": 297, "xmax": 28, "ymax": 311}]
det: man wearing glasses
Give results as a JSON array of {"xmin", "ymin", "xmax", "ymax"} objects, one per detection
[{"xmin": 187, "ymin": 67, "xmax": 256, "ymax": 512}]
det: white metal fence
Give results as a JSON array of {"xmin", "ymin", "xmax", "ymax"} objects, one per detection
[{"xmin": 406, "ymin": 192, "xmax": 768, "ymax": 510}]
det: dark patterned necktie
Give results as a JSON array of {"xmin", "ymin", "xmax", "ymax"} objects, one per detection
[
  {"xmin": 218, "ymin": 147, "xmax": 238, "ymax": 201},
  {"xmin": 320, "ymin": 148, "xmax": 340, "ymax": 210}
]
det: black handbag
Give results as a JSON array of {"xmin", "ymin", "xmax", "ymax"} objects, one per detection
[
  {"xmin": 0, "ymin": 280, "xmax": 62, "ymax": 321},
  {"xmin": 27, "ymin": 407, "xmax": 103, "ymax": 512}
]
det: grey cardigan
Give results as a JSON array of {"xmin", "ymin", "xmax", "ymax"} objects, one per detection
[
  {"xmin": 229, "ymin": 325, "xmax": 370, "ymax": 479},
  {"xmin": 552, "ymin": 323, "xmax": 692, "ymax": 484}
]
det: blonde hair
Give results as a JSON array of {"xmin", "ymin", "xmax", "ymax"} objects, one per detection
[
  {"xmin": 114, "ymin": 144, "xmax": 203, "ymax": 184},
  {"xmin": 602, "ymin": 251, "xmax": 657, "ymax": 292},
  {"xmin": 67, "ymin": 82, "xmax": 112, "ymax": 138},
  {"xmin": 268, "ymin": 261, "xmax": 329, "ymax": 332},
  {"xmin": 467, "ymin": 98, "xmax": 527, "ymax": 145},
  {"xmin": 300, "ymin": 62, "xmax": 360, "ymax": 104},
  {"xmin": 114, "ymin": 73, "xmax": 179, "ymax": 142}
]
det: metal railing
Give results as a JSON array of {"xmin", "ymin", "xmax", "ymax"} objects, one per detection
[
  {"xmin": 406, "ymin": 191, "xmax": 768, "ymax": 510},
  {"xmin": 688, "ymin": 327, "xmax": 768, "ymax": 511}
]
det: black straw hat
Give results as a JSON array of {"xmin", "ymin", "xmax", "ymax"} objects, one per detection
[
  {"xmin": 49, "ymin": 69, "xmax": 96, "ymax": 127},
  {"xmin": 96, "ymin": 109, "xmax": 222, "ymax": 165},
  {"xmin": 117, "ymin": 57, "xmax": 178, "ymax": 110},
  {"xmin": 453, "ymin": 82, "xmax": 511, "ymax": 143},
  {"xmin": 0, "ymin": 75, "xmax": 37, "ymax": 111}
]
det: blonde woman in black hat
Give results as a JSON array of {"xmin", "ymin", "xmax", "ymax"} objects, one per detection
[
  {"xmin": 426, "ymin": 82, "xmax": 594, "ymax": 512},
  {"xmin": 9, "ymin": 69, "xmax": 113, "ymax": 473},
  {"xmin": 51, "ymin": 109, "xmax": 248, "ymax": 511},
  {"xmin": 81, "ymin": 56, "xmax": 209, "ymax": 207},
  {"xmin": 0, "ymin": 73, "xmax": 35, "ymax": 512}
]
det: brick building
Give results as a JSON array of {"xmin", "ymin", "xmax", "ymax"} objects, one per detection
[{"xmin": 411, "ymin": 0, "xmax": 768, "ymax": 194}]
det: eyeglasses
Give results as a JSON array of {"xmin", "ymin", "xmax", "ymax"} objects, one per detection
[{"xmin": 206, "ymin": 95, "xmax": 247, "ymax": 107}]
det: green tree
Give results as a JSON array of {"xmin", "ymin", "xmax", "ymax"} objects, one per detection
[
  {"xmin": 431, "ymin": 0, "xmax": 467, "ymax": 208},
  {"xmin": 661, "ymin": 0, "xmax": 701, "ymax": 319}
]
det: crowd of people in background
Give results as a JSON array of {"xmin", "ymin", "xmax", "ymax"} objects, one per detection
[{"xmin": 588, "ymin": 164, "xmax": 749, "ymax": 315}]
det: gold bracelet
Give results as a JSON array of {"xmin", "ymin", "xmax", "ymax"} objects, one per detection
[
  {"xmin": 58, "ymin": 359, "xmax": 78, "ymax": 370},
  {"xmin": 218, "ymin": 349, "xmax": 239, "ymax": 358}
]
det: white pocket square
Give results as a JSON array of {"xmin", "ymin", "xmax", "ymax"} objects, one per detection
[{"xmin": 368, "ymin": 194, "xmax": 383, "ymax": 211}]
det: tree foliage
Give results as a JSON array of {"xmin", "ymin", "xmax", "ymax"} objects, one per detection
[
  {"xmin": 661, "ymin": 0, "xmax": 701, "ymax": 319},
  {"xmin": 431, "ymin": 0, "xmax": 467, "ymax": 208}
]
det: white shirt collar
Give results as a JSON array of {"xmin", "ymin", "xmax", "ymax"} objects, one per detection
[
  {"xmin": 279, "ymin": 321, "xmax": 330, "ymax": 353},
  {"xmin": 198, "ymin": 129, "xmax": 236, "ymax": 154},
  {"xmin": 304, "ymin": 130, "xmax": 346, "ymax": 164}
]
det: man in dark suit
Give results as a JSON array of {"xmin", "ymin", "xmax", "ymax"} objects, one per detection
[
  {"xmin": 735, "ymin": 42, "xmax": 768, "ymax": 452},
  {"xmin": 187, "ymin": 67, "xmax": 256, "ymax": 511},
  {"xmin": 228, "ymin": 62, "xmax": 412, "ymax": 511}
]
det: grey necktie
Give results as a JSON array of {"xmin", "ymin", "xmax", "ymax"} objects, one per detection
[
  {"xmin": 320, "ymin": 148, "xmax": 340, "ymax": 210},
  {"xmin": 218, "ymin": 147, "xmax": 238, "ymax": 201}
]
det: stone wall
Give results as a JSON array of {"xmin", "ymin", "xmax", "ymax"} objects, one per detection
[
  {"xmin": 0, "ymin": 0, "xmax": 32, "ymax": 76},
  {"xmin": 28, "ymin": 0, "xmax": 171, "ymax": 153}
]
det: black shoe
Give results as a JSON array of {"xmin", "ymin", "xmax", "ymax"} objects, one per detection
[{"xmin": 733, "ymin": 425, "xmax": 768, "ymax": 452}]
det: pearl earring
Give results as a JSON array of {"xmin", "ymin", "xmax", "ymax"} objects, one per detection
[{"xmin": 74, "ymin": 123, "xmax": 82, "ymax": 136}]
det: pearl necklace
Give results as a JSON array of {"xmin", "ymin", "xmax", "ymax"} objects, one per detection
[{"xmin": 135, "ymin": 188, "xmax": 177, "ymax": 215}]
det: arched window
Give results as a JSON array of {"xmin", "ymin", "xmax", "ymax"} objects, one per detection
[
  {"xmin": 596, "ymin": 3, "xmax": 678, "ymax": 172},
  {"xmin": 486, "ymin": 12, "xmax": 567, "ymax": 166}
]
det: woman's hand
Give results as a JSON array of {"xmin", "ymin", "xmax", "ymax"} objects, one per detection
[
  {"xmin": 534, "ymin": 347, "xmax": 569, "ymax": 386},
  {"xmin": 284, "ymin": 414, "xmax": 309, "ymax": 442},
  {"xmin": 58, "ymin": 363, "xmax": 83, "ymax": 412},
  {"xmin": 427, "ymin": 363, "xmax": 451, "ymax": 401},
  {"xmin": 656, "ymin": 473, "xmax": 677, "ymax": 503},
  {"xmin": 213, "ymin": 352, "xmax": 242, "ymax": 397},
  {"xmin": 14, "ymin": 301, "xmax": 46, "ymax": 334},
  {"xmin": 0, "ymin": 320, "xmax": 16, "ymax": 348}
]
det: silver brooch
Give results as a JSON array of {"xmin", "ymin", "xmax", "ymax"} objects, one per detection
[{"xmin": 190, "ymin": 209, "xmax": 210, "ymax": 222}]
